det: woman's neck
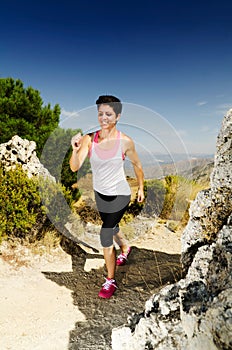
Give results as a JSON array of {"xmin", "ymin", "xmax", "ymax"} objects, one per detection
[{"xmin": 99, "ymin": 127, "xmax": 118, "ymax": 140}]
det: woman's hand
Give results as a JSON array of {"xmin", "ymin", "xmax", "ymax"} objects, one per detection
[
  {"xmin": 70, "ymin": 133, "xmax": 91, "ymax": 172},
  {"xmin": 71, "ymin": 132, "xmax": 83, "ymax": 152},
  {"xmin": 137, "ymin": 188, "xmax": 145, "ymax": 203}
]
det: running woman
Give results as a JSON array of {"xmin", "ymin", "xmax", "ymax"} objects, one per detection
[{"xmin": 70, "ymin": 95, "xmax": 144, "ymax": 298}]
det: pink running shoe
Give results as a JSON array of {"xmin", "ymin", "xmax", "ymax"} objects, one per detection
[
  {"xmin": 116, "ymin": 247, "xmax": 131, "ymax": 266},
  {"xmin": 98, "ymin": 278, "xmax": 117, "ymax": 299}
]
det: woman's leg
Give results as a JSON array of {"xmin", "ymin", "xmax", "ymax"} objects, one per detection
[
  {"xmin": 113, "ymin": 229, "xmax": 129, "ymax": 254},
  {"xmin": 103, "ymin": 245, "xmax": 116, "ymax": 279},
  {"xmin": 99, "ymin": 204, "xmax": 129, "ymax": 278}
]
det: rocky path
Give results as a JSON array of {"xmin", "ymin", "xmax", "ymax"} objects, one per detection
[
  {"xmin": 42, "ymin": 237, "xmax": 182, "ymax": 350},
  {"xmin": 0, "ymin": 223, "xmax": 182, "ymax": 350}
]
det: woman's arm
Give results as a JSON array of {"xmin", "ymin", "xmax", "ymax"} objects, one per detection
[
  {"xmin": 70, "ymin": 133, "xmax": 91, "ymax": 172},
  {"xmin": 122, "ymin": 134, "xmax": 145, "ymax": 203}
]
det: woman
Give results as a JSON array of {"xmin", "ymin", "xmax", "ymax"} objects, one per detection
[{"xmin": 70, "ymin": 95, "xmax": 144, "ymax": 298}]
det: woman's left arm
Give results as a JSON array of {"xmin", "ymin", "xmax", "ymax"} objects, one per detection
[{"xmin": 123, "ymin": 135, "xmax": 145, "ymax": 203}]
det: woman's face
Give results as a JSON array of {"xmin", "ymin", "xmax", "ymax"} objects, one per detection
[{"xmin": 98, "ymin": 104, "xmax": 119, "ymax": 128}]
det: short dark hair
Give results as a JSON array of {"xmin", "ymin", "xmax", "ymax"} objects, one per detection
[{"xmin": 96, "ymin": 95, "xmax": 122, "ymax": 115}]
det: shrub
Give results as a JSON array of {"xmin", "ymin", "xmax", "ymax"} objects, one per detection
[
  {"xmin": 39, "ymin": 126, "xmax": 90, "ymax": 200},
  {"xmin": 38, "ymin": 176, "xmax": 75, "ymax": 230},
  {"xmin": 0, "ymin": 164, "xmax": 75, "ymax": 243},
  {"xmin": 142, "ymin": 179, "xmax": 166, "ymax": 217},
  {"xmin": 0, "ymin": 164, "xmax": 42, "ymax": 242},
  {"xmin": 159, "ymin": 175, "xmax": 179, "ymax": 219},
  {"xmin": 159, "ymin": 175, "xmax": 210, "ymax": 226}
]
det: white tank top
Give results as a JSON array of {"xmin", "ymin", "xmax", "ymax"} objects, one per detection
[{"xmin": 89, "ymin": 130, "xmax": 131, "ymax": 196}]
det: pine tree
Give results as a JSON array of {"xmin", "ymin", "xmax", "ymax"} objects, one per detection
[{"xmin": 0, "ymin": 77, "xmax": 60, "ymax": 156}]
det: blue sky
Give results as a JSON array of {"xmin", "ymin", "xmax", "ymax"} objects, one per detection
[{"xmin": 1, "ymin": 0, "xmax": 232, "ymax": 155}]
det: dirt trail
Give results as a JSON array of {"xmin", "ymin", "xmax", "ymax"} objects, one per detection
[{"xmin": 0, "ymin": 227, "xmax": 182, "ymax": 350}]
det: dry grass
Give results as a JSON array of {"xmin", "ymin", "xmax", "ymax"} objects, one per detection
[
  {"xmin": 153, "ymin": 251, "xmax": 182, "ymax": 286},
  {"xmin": 0, "ymin": 230, "xmax": 61, "ymax": 268}
]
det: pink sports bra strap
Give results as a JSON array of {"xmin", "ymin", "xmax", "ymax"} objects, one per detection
[{"xmin": 94, "ymin": 131, "xmax": 99, "ymax": 143}]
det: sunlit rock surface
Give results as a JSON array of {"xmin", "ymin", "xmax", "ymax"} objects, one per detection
[{"xmin": 112, "ymin": 109, "xmax": 232, "ymax": 350}]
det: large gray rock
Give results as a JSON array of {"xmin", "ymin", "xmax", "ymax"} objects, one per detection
[
  {"xmin": 112, "ymin": 110, "xmax": 232, "ymax": 350},
  {"xmin": 0, "ymin": 135, "xmax": 55, "ymax": 180},
  {"xmin": 182, "ymin": 108, "xmax": 232, "ymax": 270}
]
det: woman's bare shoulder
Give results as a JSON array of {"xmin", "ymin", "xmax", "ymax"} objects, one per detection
[
  {"xmin": 120, "ymin": 131, "xmax": 133, "ymax": 143},
  {"xmin": 120, "ymin": 131, "xmax": 135, "ymax": 154}
]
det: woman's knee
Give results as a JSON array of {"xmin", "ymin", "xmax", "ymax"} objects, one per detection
[
  {"xmin": 113, "ymin": 224, "xmax": 119, "ymax": 235},
  {"xmin": 100, "ymin": 227, "xmax": 114, "ymax": 247}
]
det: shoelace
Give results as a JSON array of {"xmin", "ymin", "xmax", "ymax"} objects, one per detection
[
  {"xmin": 102, "ymin": 278, "xmax": 117, "ymax": 290},
  {"xmin": 117, "ymin": 253, "xmax": 127, "ymax": 261}
]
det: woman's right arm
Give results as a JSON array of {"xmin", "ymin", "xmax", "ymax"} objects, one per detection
[{"xmin": 70, "ymin": 133, "xmax": 91, "ymax": 172}]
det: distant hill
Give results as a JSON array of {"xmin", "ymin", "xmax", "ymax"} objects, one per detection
[
  {"xmin": 125, "ymin": 154, "xmax": 214, "ymax": 182},
  {"xmin": 181, "ymin": 158, "xmax": 214, "ymax": 183},
  {"xmin": 75, "ymin": 156, "xmax": 214, "ymax": 195}
]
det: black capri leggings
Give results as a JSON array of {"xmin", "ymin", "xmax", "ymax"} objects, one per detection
[{"xmin": 94, "ymin": 191, "xmax": 131, "ymax": 248}]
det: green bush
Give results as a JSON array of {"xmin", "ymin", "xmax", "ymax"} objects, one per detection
[
  {"xmin": 159, "ymin": 175, "xmax": 195, "ymax": 222},
  {"xmin": 0, "ymin": 164, "xmax": 42, "ymax": 242},
  {"xmin": 0, "ymin": 164, "xmax": 75, "ymax": 243},
  {"xmin": 39, "ymin": 127, "xmax": 90, "ymax": 200},
  {"xmin": 142, "ymin": 179, "xmax": 166, "ymax": 217},
  {"xmin": 38, "ymin": 176, "xmax": 74, "ymax": 229},
  {"xmin": 159, "ymin": 175, "xmax": 179, "ymax": 219}
]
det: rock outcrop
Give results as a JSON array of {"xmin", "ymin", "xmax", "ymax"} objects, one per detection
[
  {"xmin": 0, "ymin": 135, "xmax": 54, "ymax": 180},
  {"xmin": 112, "ymin": 109, "xmax": 232, "ymax": 350}
]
